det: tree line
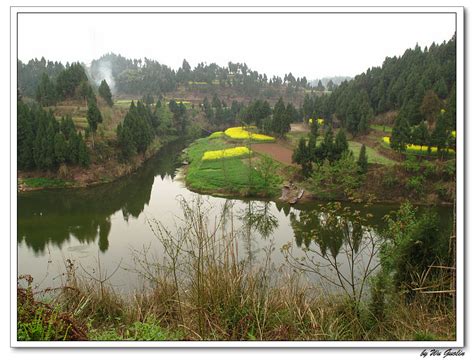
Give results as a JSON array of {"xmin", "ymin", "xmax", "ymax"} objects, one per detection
[
  {"xmin": 116, "ymin": 99, "xmax": 189, "ymax": 160},
  {"xmin": 18, "ymin": 100, "xmax": 90, "ymax": 171}
]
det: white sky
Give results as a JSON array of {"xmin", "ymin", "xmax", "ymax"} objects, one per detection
[{"xmin": 18, "ymin": 12, "xmax": 455, "ymax": 79}]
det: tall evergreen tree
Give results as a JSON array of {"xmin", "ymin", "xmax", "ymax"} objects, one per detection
[
  {"xmin": 292, "ymin": 137, "xmax": 312, "ymax": 177},
  {"xmin": 272, "ymin": 97, "xmax": 291, "ymax": 137},
  {"xmin": 334, "ymin": 129, "xmax": 349, "ymax": 160},
  {"xmin": 86, "ymin": 96, "xmax": 103, "ymax": 147},
  {"xmin": 431, "ymin": 112, "xmax": 449, "ymax": 158},
  {"xmin": 35, "ymin": 73, "xmax": 57, "ymax": 106},
  {"xmin": 98, "ymin": 79, "xmax": 114, "ymax": 106},
  {"xmin": 391, "ymin": 114, "xmax": 411, "ymax": 152},
  {"xmin": 357, "ymin": 144, "xmax": 368, "ymax": 174}
]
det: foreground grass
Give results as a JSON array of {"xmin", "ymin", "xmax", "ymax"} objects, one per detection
[
  {"xmin": 18, "ymin": 277, "xmax": 455, "ymax": 341},
  {"xmin": 17, "ymin": 198, "xmax": 455, "ymax": 342}
]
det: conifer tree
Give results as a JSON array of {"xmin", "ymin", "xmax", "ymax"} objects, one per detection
[
  {"xmin": 431, "ymin": 112, "xmax": 449, "ymax": 158},
  {"xmin": 357, "ymin": 144, "xmax": 368, "ymax": 174},
  {"xmin": 334, "ymin": 129, "xmax": 349, "ymax": 160},
  {"xmin": 98, "ymin": 79, "xmax": 113, "ymax": 106},
  {"xmin": 272, "ymin": 97, "xmax": 291, "ymax": 137},
  {"xmin": 292, "ymin": 137, "xmax": 312, "ymax": 177},
  {"xmin": 391, "ymin": 114, "xmax": 411, "ymax": 152},
  {"xmin": 86, "ymin": 96, "xmax": 103, "ymax": 147}
]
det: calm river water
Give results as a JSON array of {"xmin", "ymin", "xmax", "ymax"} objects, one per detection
[{"xmin": 17, "ymin": 140, "xmax": 453, "ymax": 294}]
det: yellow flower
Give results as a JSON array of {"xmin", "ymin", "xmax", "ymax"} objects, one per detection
[
  {"xmin": 382, "ymin": 136, "xmax": 455, "ymax": 154},
  {"xmin": 224, "ymin": 127, "xmax": 274, "ymax": 141},
  {"xmin": 451, "ymin": 130, "xmax": 456, "ymax": 138},
  {"xmin": 202, "ymin": 146, "xmax": 251, "ymax": 161},
  {"xmin": 317, "ymin": 118, "xmax": 324, "ymax": 125}
]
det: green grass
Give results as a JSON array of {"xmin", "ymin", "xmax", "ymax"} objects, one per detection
[
  {"xmin": 348, "ymin": 141, "xmax": 396, "ymax": 165},
  {"xmin": 89, "ymin": 317, "xmax": 183, "ymax": 341},
  {"xmin": 185, "ymin": 137, "xmax": 282, "ymax": 196},
  {"xmin": 370, "ymin": 124, "xmax": 393, "ymax": 133},
  {"xmin": 114, "ymin": 99, "xmax": 140, "ymax": 108},
  {"xmin": 21, "ymin": 177, "xmax": 75, "ymax": 189}
]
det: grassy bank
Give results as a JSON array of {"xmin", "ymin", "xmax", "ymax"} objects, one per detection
[{"xmin": 184, "ymin": 135, "xmax": 282, "ymax": 197}]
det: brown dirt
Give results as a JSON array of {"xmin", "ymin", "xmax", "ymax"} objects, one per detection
[
  {"xmin": 290, "ymin": 123, "xmax": 309, "ymax": 132},
  {"xmin": 252, "ymin": 142, "xmax": 294, "ymax": 165}
]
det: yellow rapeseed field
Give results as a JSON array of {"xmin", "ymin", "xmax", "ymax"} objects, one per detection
[
  {"xmin": 382, "ymin": 136, "xmax": 455, "ymax": 154},
  {"xmin": 224, "ymin": 127, "xmax": 274, "ymax": 142},
  {"xmin": 201, "ymin": 146, "xmax": 251, "ymax": 161}
]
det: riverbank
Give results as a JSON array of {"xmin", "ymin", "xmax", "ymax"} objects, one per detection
[
  {"xmin": 182, "ymin": 132, "xmax": 455, "ymax": 207},
  {"xmin": 18, "ymin": 135, "xmax": 180, "ymax": 192}
]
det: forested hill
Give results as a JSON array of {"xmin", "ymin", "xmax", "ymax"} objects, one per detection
[
  {"xmin": 18, "ymin": 34, "xmax": 456, "ymax": 137},
  {"xmin": 18, "ymin": 53, "xmax": 314, "ymax": 102},
  {"xmin": 303, "ymin": 34, "xmax": 456, "ymax": 135}
]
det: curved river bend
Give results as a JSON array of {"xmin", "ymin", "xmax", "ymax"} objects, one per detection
[{"xmin": 17, "ymin": 140, "xmax": 452, "ymax": 294}]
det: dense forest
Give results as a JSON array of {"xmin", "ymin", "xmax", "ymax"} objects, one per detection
[{"xmin": 300, "ymin": 35, "xmax": 456, "ymax": 134}]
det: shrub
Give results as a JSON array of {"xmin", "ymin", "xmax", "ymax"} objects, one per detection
[
  {"xmin": 406, "ymin": 175, "xmax": 425, "ymax": 196},
  {"xmin": 381, "ymin": 166, "xmax": 401, "ymax": 188},
  {"xmin": 382, "ymin": 203, "xmax": 450, "ymax": 293}
]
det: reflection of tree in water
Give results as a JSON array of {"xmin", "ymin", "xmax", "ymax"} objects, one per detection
[
  {"xmin": 285, "ymin": 202, "xmax": 382, "ymax": 307},
  {"xmin": 290, "ymin": 206, "xmax": 364, "ymax": 257},
  {"xmin": 17, "ymin": 140, "xmax": 185, "ymax": 255},
  {"xmin": 238, "ymin": 200, "xmax": 279, "ymax": 264}
]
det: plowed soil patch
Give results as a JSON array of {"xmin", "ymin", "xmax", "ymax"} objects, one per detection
[{"xmin": 252, "ymin": 143, "xmax": 294, "ymax": 165}]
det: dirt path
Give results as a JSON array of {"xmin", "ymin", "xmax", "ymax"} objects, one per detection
[{"xmin": 252, "ymin": 142, "xmax": 294, "ymax": 165}]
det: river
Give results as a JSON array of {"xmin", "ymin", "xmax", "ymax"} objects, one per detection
[{"xmin": 17, "ymin": 139, "xmax": 453, "ymax": 295}]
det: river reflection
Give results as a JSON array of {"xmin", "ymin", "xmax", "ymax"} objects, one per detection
[
  {"xmin": 18, "ymin": 140, "xmax": 183, "ymax": 255},
  {"xmin": 17, "ymin": 140, "xmax": 453, "ymax": 293}
]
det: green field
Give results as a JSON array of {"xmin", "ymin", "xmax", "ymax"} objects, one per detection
[
  {"xmin": 185, "ymin": 136, "xmax": 281, "ymax": 196},
  {"xmin": 348, "ymin": 141, "xmax": 396, "ymax": 165},
  {"xmin": 370, "ymin": 124, "xmax": 393, "ymax": 133},
  {"xmin": 114, "ymin": 99, "xmax": 140, "ymax": 107}
]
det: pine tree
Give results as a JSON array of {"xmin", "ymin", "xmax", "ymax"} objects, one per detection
[
  {"xmin": 53, "ymin": 132, "xmax": 67, "ymax": 164},
  {"xmin": 36, "ymin": 73, "xmax": 57, "ymax": 106},
  {"xmin": 98, "ymin": 79, "xmax": 113, "ymax": 106},
  {"xmin": 272, "ymin": 97, "xmax": 291, "ymax": 137},
  {"xmin": 357, "ymin": 144, "xmax": 368, "ymax": 174},
  {"xmin": 77, "ymin": 133, "xmax": 90, "ymax": 166},
  {"xmin": 431, "ymin": 112, "xmax": 449, "ymax": 158},
  {"xmin": 17, "ymin": 101, "xmax": 35, "ymax": 169},
  {"xmin": 292, "ymin": 137, "xmax": 312, "ymax": 177},
  {"xmin": 334, "ymin": 129, "xmax": 349, "ymax": 160},
  {"xmin": 391, "ymin": 114, "xmax": 411, "ymax": 152},
  {"xmin": 320, "ymin": 128, "xmax": 335, "ymax": 162},
  {"xmin": 86, "ymin": 96, "xmax": 103, "ymax": 147}
]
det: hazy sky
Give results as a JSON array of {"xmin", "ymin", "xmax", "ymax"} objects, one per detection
[{"xmin": 18, "ymin": 12, "xmax": 456, "ymax": 79}]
